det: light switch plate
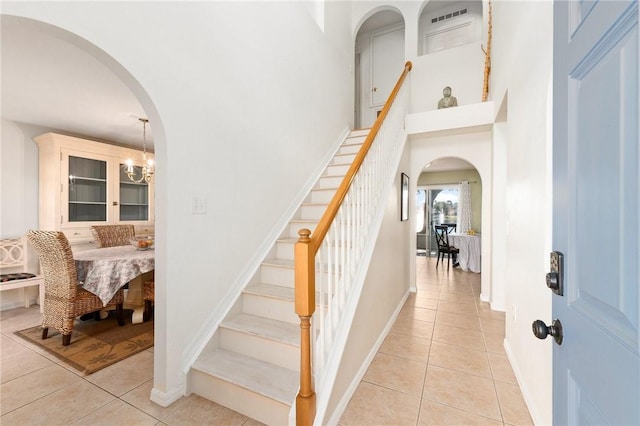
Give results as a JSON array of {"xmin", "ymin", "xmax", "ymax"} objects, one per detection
[{"xmin": 192, "ymin": 197, "xmax": 206, "ymax": 214}]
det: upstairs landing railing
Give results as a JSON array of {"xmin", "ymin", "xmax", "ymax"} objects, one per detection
[{"xmin": 294, "ymin": 61, "xmax": 412, "ymax": 425}]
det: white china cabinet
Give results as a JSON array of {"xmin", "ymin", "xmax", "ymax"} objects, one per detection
[{"xmin": 35, "ymin": 133, "xmax": 154, "ymax": 248}]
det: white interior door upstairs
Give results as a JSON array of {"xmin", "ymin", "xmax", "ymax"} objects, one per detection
[{"xmin": 370, "ymin": 26, "xmax": 405, "ymax": 108}]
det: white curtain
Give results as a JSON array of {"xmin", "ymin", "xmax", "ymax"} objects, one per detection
[{"xmin": 457, "ymin": 181, "xmax": 472, "ymax": 233}]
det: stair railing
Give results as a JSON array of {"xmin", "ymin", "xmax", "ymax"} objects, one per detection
[{"xmin": 294, "ymin": 61, "xmax": 412, "ymax": 425}]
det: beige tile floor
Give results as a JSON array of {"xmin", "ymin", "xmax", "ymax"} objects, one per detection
[
  {"xmin": 339, "ymin": 256, "xmax": 533, "ymax": 426},
  {"xmin": 1, "ymin": 256, "xmax": 532, "ymax": 425},
  {"xmin": 0, "ymin": 307, "xmax": 263, "ymax": 425}
]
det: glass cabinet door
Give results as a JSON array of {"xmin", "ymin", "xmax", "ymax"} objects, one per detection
[
  {"xmin": 68, "ymin": 156, "xmax": 107, "ymax": 222},
  {"xmin": 119, "ymin": 165, "xmax": 149, "ymax": 221}
]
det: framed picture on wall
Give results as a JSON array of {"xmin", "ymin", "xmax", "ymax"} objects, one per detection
[{"xmin": 401, "ymin": 173, "xmax": 409, "ymax": 221}]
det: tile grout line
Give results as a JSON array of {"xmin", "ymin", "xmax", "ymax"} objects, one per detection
[{"xmin": 417, "ymin": 256, "xmax": 510, "ymax": 425}]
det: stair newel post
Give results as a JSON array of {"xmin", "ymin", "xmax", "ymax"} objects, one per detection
[{"xmin": 295, "ymin": 228, "xmax": 316, "ymax": 426}]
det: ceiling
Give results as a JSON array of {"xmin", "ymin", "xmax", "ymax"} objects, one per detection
[{"xmin": 1, "ymin": 16, "xmax": 151, "ymax": 150}]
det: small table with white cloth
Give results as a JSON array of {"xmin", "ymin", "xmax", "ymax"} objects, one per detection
[
  {"xmin": 74, "ymin": 245, "xmax": 154, "ymax": 323},
  {"xmin": 448, "ymin": 233, "xmax": 481, "ymax": 273}
]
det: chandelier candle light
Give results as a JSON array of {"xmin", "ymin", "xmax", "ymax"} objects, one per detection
[{"xmin": 126, "ymin": 118, "xmax": 154, "ymax": 183}]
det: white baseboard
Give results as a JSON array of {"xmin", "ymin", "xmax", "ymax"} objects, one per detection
[
  {"xmin": 150, "ymin": 384, "xmax": 185, "ymax": 408},
  {"xmin": 503, "ymin": 339, "xmax": 546, "ymax": 426}
]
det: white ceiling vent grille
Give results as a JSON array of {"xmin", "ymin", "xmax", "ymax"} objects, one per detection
[{"xmin": 431, "ymin": 8, "xmax": 467, "ymax": 23}]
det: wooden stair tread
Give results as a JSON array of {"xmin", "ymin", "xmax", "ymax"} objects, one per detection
[
  {"xmin": 193, "ymin": 348, "xmax": 299, "ymax": 405},
  {"xmin": 245, "ymin": 283, "xmax": 295, "ymax": 301},
  {"xmin": 222, "ymin": 313, "xmax": 299, "ymax": 346},
  {"xmin": 261, "ymin": 258, "xmax": 294, "ymax": 268}
]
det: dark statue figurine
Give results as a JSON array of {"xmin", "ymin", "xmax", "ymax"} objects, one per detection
[{"xmin": 437, "ymin": 86, "xmax": 458, "ymax": 109}]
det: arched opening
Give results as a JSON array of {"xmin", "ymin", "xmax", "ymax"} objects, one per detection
[
  {"xmin": 1, "ymin": 13, "xmax": 165, "ymax": 376},
  {"xmin": 416, "ymin": 157, "xmax": 481, "ymax": 258},
  {"xmin": 353, "ymin": 8, "xmax": 405, "ymax": 128},
  {"xmin": 409, "ymin": 135, "xmax": 492, "ymax": 301}
]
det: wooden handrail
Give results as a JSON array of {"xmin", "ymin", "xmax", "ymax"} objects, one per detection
[
  {"xmin": 308, "ymin": 61, "xmax": 413, "ymax": 254},
  {"xmin": 295, "ymin": 61, "xmax": 412, "ymax": 426}
]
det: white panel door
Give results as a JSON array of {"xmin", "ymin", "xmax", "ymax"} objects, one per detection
[
  {"xmin": 370, "ymin": 26, "xmax": 404, "ymax": 107},
  {"xmin": 550, "ymin": 1, "xmax": 639, "ymax": 424}
]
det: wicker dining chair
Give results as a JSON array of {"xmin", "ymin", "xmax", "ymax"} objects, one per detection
[
  {"xmin": 143, "ymin": 280, "xmax": 155, "ymax": 322},
  {"xmin": 90, "ymin": 224, "xmax": 135, "ymax": 248},
  {"xmin": 26, "ymin": 230, "xmax": 125, "ymax": 346}
]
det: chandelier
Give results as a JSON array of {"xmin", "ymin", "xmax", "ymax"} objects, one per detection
[{"xmin": 126, "ymin": 118, "xmax": 154, "ymax": 183}]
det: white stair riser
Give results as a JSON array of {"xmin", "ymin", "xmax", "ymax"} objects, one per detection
[
  {"xmin": 189, "ymin": 370, "xmax": 290, "ymax": 426},
  {"xmin": 310, "ymin": 189, "xmax": 336, "ymax": 204},
  {"xmin": 325, "ymin": 163, "xmax": 349, "ymax": 176},
  {"xmin": 276, "ymin": 240, "xmax": 294, "ymax": 260},
  {"xmin": 260, "ymin": 264, "xmax": 334, "ymax": 287},
  {"xmin": 220, "ymin": 328, "xmax": 299, "ymax": 371},
  {"xmin": 348, "ymin": 130, "xmax": 369, "ymax": 138},
  {"xmin": 317, "ymin": 175, "xmax": 343, "ymax": 188},
  {"xmin": 301, "ymin": 204, "xmax": 327, "ymax": 221},
  {"xmin": 345, "ymin": 136, "xmax": 367, "ymax": 144},
  {"xmin": 261, "ymin": 265, "xmax": 294, "ymax": 286},
  {"xmin": 332, "ymin": 153, "xmax": 356, "ymax": 165},
  {"xmin": 242, "ymin": 293, "xmax": 299, "ymax": 324},
  {"xmin": 339, "ymin": 144, "xmax": 363, "ymax": 155},
  {"xmin": 289, "ymin": 221, "xmax": 317, "ymax": 238}
]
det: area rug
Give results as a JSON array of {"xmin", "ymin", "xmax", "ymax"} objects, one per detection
[{"xmin": 15, "ymin": 310, "xmax": 153, "ymax": 375}]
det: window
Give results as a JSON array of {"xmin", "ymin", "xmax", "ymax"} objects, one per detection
[
  {"xmin": 416, "ymin": 186, "xmax": 459, "ymax": 256},
  {"xmin": 432, "ymin": 188, "xmax": 459, "ymax": 227}
]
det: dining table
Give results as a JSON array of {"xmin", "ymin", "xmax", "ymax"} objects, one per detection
[
  {"xmin": 74, "ymin": 245, "xmax": 154, "ymax": 323},
  {"xmin": 448, "ymin": 233, "xmax": 481, "ymax": 273}
]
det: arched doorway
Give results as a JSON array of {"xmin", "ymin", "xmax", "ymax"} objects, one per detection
[
  {"xmin": 416, "ymin": 157, "xmax": 481, "ymax": 257},
  {"xmin": 1, "ymin": 13, "xmax": 165, "ymax": 376},
  {"xmin": 353, "ymin": 9, "xmax": 405, "ymax": 128}
]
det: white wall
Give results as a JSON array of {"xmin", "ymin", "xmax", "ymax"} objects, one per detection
[
  {"xmin": 491, "ymin": 115, "xmax": 508, "ymax": 314},
  {"xmin": 1, "ymin": 120, "xmax": 42, "ymax": 309},
  {"xmin": 410, "ymin": 42, "xmax": 485, "ymax": 113},
  {"xmin": 0, "ymin": 120, "xmax": 40, "ymax": 237},
  {"xmin": 2, "ymin": 1, "xmax": 354, "ymax": 404},
  {"xmin": 490, "ymin": 2, "xmax": 554, "ymax": 424}
]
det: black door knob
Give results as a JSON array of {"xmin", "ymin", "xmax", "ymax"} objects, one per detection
[{"xmin": 532, "ymin": 319, "xmax": 563, "ymax": 345}]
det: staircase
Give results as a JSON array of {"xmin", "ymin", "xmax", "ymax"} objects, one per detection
[{"xmin": 188, "ymin": 129, "xmax": 369, "ymax": 425}]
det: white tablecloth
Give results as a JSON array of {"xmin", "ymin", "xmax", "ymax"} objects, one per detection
[
  {"xmin": 74, "ymin": 246, "xmax": 155, "ymax": 305},
  {"xmin": 448, "ymin": 233, "xmax": 481, "ymax": 273}
]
